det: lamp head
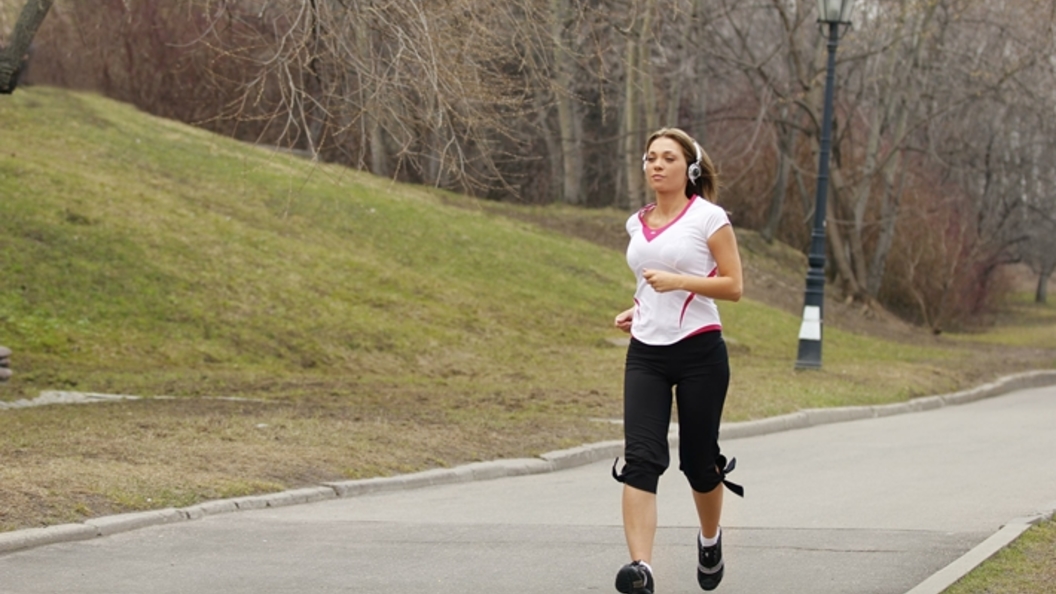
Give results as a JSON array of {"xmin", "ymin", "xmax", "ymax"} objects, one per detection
[{"xmin": 817, "ymin": 0, "xmax": 856, "ymax": 23}]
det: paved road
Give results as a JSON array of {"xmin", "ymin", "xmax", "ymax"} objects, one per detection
[{"xmin": 1, "ymin": 384, "xmax": 1055, "ymax": 594}]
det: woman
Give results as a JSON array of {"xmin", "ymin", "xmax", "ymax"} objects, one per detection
[{"xmin": 612, "ymin": 127, "xmax": 743, "ymax": 593}]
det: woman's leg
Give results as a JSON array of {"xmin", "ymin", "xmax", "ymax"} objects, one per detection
[
  {"xmin": 622, "ymin": 485, "xmax": 658, "ymax": 563},
  {"xmin": 618, "ymin": 339, "xmax": 673, "ymax": 564},
  {"xmin": 673, "ymin": 333, "xmax": 730, "ymax": 537},
  {"xmin": 671, "ymin": 333, "xmax": 732, "ymax": 590},
  {"xmin": 691, "ymin": 485, "xmax": 723, "ymax": 539}
]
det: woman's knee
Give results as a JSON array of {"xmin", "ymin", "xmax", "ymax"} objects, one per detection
[
  {"xmin": 684, "ymin": 454, "xmax": 742, "ymax": 497},
  {"xmin": 686, "ymin": 466, "xmax": 723, "ymax": 494},
  {"xmin": 612, "ymin": 457, "xmax": 667, "ymax": 494}
]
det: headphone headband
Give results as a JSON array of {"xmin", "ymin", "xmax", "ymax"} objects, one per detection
[{"xmin": 688, "ymin": 141, "xmax": 703, "ymax": 184}]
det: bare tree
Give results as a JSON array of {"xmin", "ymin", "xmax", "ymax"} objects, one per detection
[{"xmin": 189, "ymin": 1, "xmax": 540, "ymax": 196}]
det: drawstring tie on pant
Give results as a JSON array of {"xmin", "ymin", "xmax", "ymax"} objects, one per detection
[
  {"xmin": 612, "ymin": 456, "xmax": 744, "ymax": 498},
  {"xmin": 715, "ymin": 455, "xmax": 744, "ymax": 498}
]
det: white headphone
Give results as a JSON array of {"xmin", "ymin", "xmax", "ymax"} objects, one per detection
[{"xmin": 642, "ymin": 140, "xmax": 705, "ymax": 184}]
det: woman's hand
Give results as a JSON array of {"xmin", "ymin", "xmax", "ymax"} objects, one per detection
[
  {"xmin": 642, "ymin": 269, "xmax": 685, "ymax": 293},
  {"xmin": 640, "ymin": 226, "xmax": 743, "ymax": 301},
  {"xmin": 614, "ymin": 307, "xmax": 634, "ymax": 333}
]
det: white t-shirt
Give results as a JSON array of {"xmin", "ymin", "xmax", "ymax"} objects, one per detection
[{"xmin": 625, "ymin": 195, "xmax": 731, "ymax": 345}]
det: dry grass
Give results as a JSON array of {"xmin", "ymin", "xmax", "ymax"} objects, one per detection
[{"xmin": 0, "ymin": 391, "xmax": 624, "ymax": 531}]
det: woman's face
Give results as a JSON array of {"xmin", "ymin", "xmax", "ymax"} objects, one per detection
[{"xmin": 644, "ymin": 136, "xmax": 688, "ymax": 195}]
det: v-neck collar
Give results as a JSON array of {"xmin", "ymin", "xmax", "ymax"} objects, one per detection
[{"xmin": 639, "ymin": 195, "xmax": 697, "ymax": 242}]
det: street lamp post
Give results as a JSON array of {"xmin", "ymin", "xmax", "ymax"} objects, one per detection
[{"xmin": 795, "ymin": 0, "xmax": 856, "ymax": 370}]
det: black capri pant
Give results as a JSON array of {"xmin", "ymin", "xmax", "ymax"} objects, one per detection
[{"xmin": 614, "ymin": 331, "xmax": 732, "ymax": 495}]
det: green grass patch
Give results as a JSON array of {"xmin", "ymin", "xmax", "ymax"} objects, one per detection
[
  {"xmin": 944, "ymin": 518, "xmax": 1056, "ymax": 594},
  {"xmin": 1, "ymin": 87, "xmax": 630, "ymax": 397}
]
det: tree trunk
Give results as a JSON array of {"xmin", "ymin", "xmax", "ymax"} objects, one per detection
[
  {"xmin": 848, "ymin": 96, "xmax": 886, "ymax": 290},
  {"xmin": 687, "ymin": 0, "xmax": 708, "ymax": 144},
  {"xmin": 637, "ymin": 0, "xmax": 657, "ymax": 205},
  {"xmin": 619, "ymin": 47, "xmax": 639, "ymax": 208},
  {"xmin": 535, "ymin": 87, "xmax": 563, "ymax": 204},
  {"xmin": 640, "ymin": 8, "xmax": 658, "ymax": 145},
  {"xmin": 353, "ymin": 5, "xmax": 389, "ymax": 176},
  {"xmin": 866, "ymin": 150, "xmax": 908, "ymax": 297},
  {"xmin": 827, "ymin": 166, "xmax": 863, "ymax": 297},
  {"xmin": 621, "ymin": 3, "xmax": 649, "ymax": 209},
  {"xmin": 551, "ymin": 0, "xmax": 583, "ymax": 204},
  {"xmin": 1038, "ymin": 264, "xmax": 1054, "ymax": 304},
  {"xmin": 304, "ymin": 0, "xmax": 327, "ymax": 158},
  {"xmin": 762, "ymin": 110, "xmax": 794, "ymax": 243},
  {"xmin": 0, "ymin": 0, "xmax": 54, "ymax": 93}
]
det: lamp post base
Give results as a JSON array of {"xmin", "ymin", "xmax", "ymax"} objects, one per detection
[{"xmin": 795, "ymin": 339, "xmax": 822, "ymax": 370}]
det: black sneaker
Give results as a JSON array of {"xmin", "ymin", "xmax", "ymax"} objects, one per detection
[
  {"xmin": 615, "ymin": 560, "xmax": 654, "ymax": 594},
  {"xmin": 697, "ymin": 530, "xmax": 724, "ymax": 590}
]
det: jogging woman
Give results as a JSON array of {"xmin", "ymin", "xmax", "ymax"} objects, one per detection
[{"xmin": 612, "ymin": 127, "xmax": 744, "ymax": 593}]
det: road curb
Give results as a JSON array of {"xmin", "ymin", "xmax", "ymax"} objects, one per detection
[
  {"xmin": 720, "ymin": 369, "xmax": 1056, "ymax": 441},
  {"xmin": 1, "ymin": 369, "xmax": 1054, "ymax": 557},
  {"xmin": 903, "ymin": 506, "xmax": 1056, "ymax": 594}
]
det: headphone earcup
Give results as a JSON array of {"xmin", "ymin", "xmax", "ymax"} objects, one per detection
[{"xmin": 687, "ymin": 163, "xmax": 702, "ymax": 183}]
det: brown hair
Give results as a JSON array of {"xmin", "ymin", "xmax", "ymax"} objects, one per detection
[{"xmin": 644, "ymin": 127, "xmax": 719, "ymax": 201}]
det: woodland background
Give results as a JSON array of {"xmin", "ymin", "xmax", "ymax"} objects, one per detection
[{"xmin": 3, "ymin": 0, "xmax": 1056, "ymax": 330}]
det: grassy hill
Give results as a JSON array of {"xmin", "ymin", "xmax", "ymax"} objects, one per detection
[
  {"xmin": 1, "ymin": 87, "xmax": 1054, "ymax": 531},
  {"xmin": 2, "ymin": 87, "xmax": 642, "ymax": 405}
]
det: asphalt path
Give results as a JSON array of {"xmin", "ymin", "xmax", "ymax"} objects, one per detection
[{"xmin": 1, "ymin": 383, "xmax": 1055, "ymax": 594}]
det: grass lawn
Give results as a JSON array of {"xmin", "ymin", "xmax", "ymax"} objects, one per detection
[
  {"xmin": 1, "ymin": 87, "xmax": 1054, "ymax": 534},
  {"xmin": 944, "ymin": 518, "xmax": 1056, "ymax": 594}
]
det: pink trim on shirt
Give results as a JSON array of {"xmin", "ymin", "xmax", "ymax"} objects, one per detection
[
  {"xmin": 678, "ymin": 267, "xmax": 719, "ymax": 327},
  {"xmin": 678, "ymin": 293, "xmax": 695, "ymax": 327},
  {"xmin": 639, "ymin": 196, "xmax": 698, "ymax": 243},
  {"xmin": 686, "ymin": 324, "xmax": 723, "ymax": 339}
]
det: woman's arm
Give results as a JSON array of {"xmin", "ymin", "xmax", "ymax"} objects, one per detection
[{"xmin": 641, "ymin": 225, "xmax": 743, "ymax": 302}]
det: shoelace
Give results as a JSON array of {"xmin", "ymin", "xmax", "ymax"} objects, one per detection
[{"xmin": 699, "ymin": 537, "xmax": 720, "ymax": 564}]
